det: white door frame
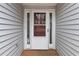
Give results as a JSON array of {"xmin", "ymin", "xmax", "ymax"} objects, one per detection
[{"xmin": 24, "ymin": 9, "xmax": 55, "ymax": 50}]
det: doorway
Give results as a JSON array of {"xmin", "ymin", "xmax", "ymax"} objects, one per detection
[{"xmin": 24, "ymin": 9, "xmax": 55, "ymax": 50}]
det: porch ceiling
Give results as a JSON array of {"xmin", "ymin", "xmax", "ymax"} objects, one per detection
[{"xmin": 22, "ymin": 3, "xmax": 57, "ymax": 9}]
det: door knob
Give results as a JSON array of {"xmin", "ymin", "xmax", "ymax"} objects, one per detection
[{"xmin": 47, "ymin": 29, "xmax": 49, "ymax": 32}]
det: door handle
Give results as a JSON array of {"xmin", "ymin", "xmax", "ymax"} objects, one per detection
[{"xmin": 47, "ymin": 29, "xmax": 49, "ymax": 32}]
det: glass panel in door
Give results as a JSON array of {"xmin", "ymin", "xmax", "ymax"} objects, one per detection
[{"xmin": 34, "ymin": 13, "xmax": 46, "ymax": 36}]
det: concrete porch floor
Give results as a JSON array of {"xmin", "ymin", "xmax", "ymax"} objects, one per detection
[{"xmin": 21, "ymin": 49, "xmax": 59, "ymax": 56}]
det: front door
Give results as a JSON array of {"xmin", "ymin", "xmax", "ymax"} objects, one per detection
[{"xmin": 30, "ymin": 10, "xmax": 49, "ymax": 49}]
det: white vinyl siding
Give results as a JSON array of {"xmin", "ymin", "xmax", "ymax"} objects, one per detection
[
  {"xmin": 0, "ymin": 3, "xmax": 24, "ymax": 56},
  {"xmin": 56, "ymin": 3, "xmax": 79, "ymax": 56}
]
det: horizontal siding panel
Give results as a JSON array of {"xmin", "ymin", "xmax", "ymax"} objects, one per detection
[
  {"xmin": 0, "ymin": 4, "xmax": 21, "ymax": 17},
  {"xmin": 56, "ymin": 43, "xmax": 73, "ymax": 56},
  {"xmin": 1, "ymin": 45, "xmax": 16, "ymax": 56},
  {"xmin": 0, "ymin": 3, "xmax": 24, "ymax": 56},
  {"xmin": 56, "ymin": 25, "xmax": 79, "ymax": 29},
  {"xmin": 0, "ymin": 12, "xmax": 22, "ymax": 23},
  {"xmin": 8, "ymin": 38, "xmax": 23, "ymax": 56},
  {"xmin": 57, "ymin": 4, "xmax": 75, "ymax": 16},
  {"xmin": 56, "ymin": 14, "xmax": 79, "ymax": 23},
  {"xmin": 0, "ymin": 36, "xmax": 22, "ymax": 55},
  {"xmin": 56, "ymin": 33, "xmax": 79, "ymax": 47},
  {"xmin": 0, "ymin": 19, "xmax": 22, "ymax": 26},
  {"xmin": 57, "ymin": 18, "xmax": 79, "ymax": 25},
  {"xmin": 0, "ymin": 5, "xmax": 22, "ymax": 20},
  {"xmin": 0, "ymin": 35, "xmax": 22, "ymax": 49},
  {"xmin": 57, "ymin": 4, "xmax": 79, "ymax": 18},
  {"xmin": 56, "ymin": 40, "xmax": 76, "ymax": 56},
  {"xmin": 56, "ymin": 4, "xmax": 70, "ymax": 14},
  {"xmin": 0, "ymin": 30, "xmax": 22, "ymax": 36},
  {"xmin": 8, "ymin": 4, "xmax": 22, "ymax": 15},
  {"xmin": 56, "ymin": 45, "xmax": 66, "ymax": 56},
  {"xmin": 12, "ymin": 40, "xmax": 23, "ymax": 56},
  {"xmin": 56, "ymin": 3, "xmax": 79, "ymax": 56},
  {"xmin": 0, "ymin": 11, "xmax": 22, "ymax": 22},
  {"xmin": 57, "ymin": 29, "xmax": 79, "ymax": 35},
  {"xmin": 0, "ymin": 25, "xmax": 22, "ymax": 30},
  {"xmin": 7, "ymin": 46, "xmax": 18, "ymax": 56},
  {"xmin": 57, "ymin": 8, "xmax": 79, "ymax": 20},
  {"xmin": 57, "ymin": 4, "xmax": 74, "ymax": 15},
  {"xmin": 0, "ymin": 32, "xmax": 22, "ymax": 42},
  {"xmin": 57, "ymin": 38, "xmax": 79, "ymax": 55},
  {"xmin": 56, "ymin": 32, "xmax": 79, "ymax": 41}
]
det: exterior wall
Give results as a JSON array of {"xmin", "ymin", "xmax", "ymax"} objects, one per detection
[
  {"xmin": 0, "ymin": 3, "xmax": 24, "ymax": 56},
  {"xmin": 56, "ymin": 3, "xmax": 79, "ymax": 56}
]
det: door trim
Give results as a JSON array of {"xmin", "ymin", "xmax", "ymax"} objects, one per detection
[{"xmin": 24, "ymin": 9, "xmax": 55, "ymax": 50}]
